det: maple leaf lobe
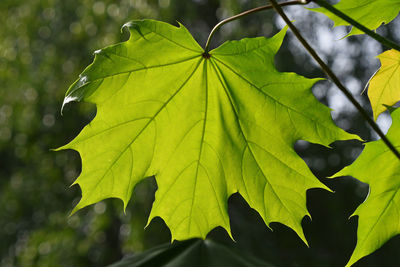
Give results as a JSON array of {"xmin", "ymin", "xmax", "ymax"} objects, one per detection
[{"xmin": 333, "ymin": 108, "xmax": 400, "ymax": 266}]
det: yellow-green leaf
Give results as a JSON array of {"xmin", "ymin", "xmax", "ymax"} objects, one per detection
[
  {"xmin": 311, "ymin": 0, "xmax": 400, "ymax": 36},
  {"xmin": 368, "ymin": 49, "xmax": 400, "ymax": 120},
  {"xmin": 333, "ymin": 108, "xmax": 400, "ymax": 266},
  {"xmin": 59, "ymin": 19, "xmax": 359, "ymax": 242}
]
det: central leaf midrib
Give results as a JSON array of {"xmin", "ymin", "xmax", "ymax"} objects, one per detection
[
  {"xmin": 209, "ymin": 59, "xmax": 297, "ymax": 218},
  {"xmin": 188, "ymin": 59, "xmax": 209, "ymax": 234}
]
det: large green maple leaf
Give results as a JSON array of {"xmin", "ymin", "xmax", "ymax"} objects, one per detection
[
  {"xmin": 311, "ymin": 0, "xmax": 400, "ymax": 36},
  {"xmin": 59, "ymin": 19, "xmax": 359, "ymax": 242},
  {"xmin": 333, "ymin": 108, "xmax": 400, "ymax": 266}
]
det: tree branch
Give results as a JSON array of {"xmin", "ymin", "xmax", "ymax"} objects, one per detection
[
  {"xmin": 312, "ymin": 0, "xmax": 400, "ymax": 51},
  {"xmin": 203, "ymin": 0, "xmax": 311, "ymax": 54},
  {"xmin": 268, "ymin": 0, "xmax": 400, "ymax": 160}
]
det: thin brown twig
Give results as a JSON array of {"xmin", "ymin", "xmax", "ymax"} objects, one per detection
[{"xmin": 203, "ymin": 0, "xmax": 310, "ymax": 55}]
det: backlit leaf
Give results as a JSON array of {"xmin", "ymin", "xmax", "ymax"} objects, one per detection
[
  {"xmin": 59, "ymin": 19, "xmax": 359, "ymax": 242},
  {"xmin": 311, "ymin": 0, "xmax": 400, "ymax": 36},
  {"xmin": 367, "ymin": 49, "xmax": 400, "ymax": 120},
  {"xmin": 333, "ymin": 108, "xmax": 400, "ymax": 266}
]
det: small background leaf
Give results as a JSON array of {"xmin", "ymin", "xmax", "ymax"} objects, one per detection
[
  {"xmin": 310, "ymin": 0, "xmax": 400, "ymax": 36},
  {"xmin": 368, "ymin": 49, "xmax": 400, "ymax": 120}
]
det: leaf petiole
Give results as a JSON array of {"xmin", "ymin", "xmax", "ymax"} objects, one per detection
[{"xmin": 203, "ymin": 0, "xmax": 311, "ymax": 53}]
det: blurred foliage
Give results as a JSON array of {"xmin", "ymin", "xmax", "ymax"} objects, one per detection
[
  {"xmin": 0, "ymin": 0, "xmax": 399, "ymax": 266},
  {"xmin": 109, "ymin": 239, "xmax": 274, "ymax": 267}
]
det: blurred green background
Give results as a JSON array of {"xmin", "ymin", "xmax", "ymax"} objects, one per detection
[{"xmin": 1, "ymin": 0, "xmax": 399, "ymax": 266}]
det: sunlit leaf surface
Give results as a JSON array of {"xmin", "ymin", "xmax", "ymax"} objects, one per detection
[
  {"xmin": 59, "ymin": 19, "xmax": 359, "ymax": 242},
  {"xmin": 311, "ymin": 0, "xmax": 400, "ymax": 36},
  {"xmin": 333, "ymin": 108, "xmax": 400, "ymax": 266},
  {"xmin": 368, "ymin": 49, "xmax": 400, "ymax": 120}
]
